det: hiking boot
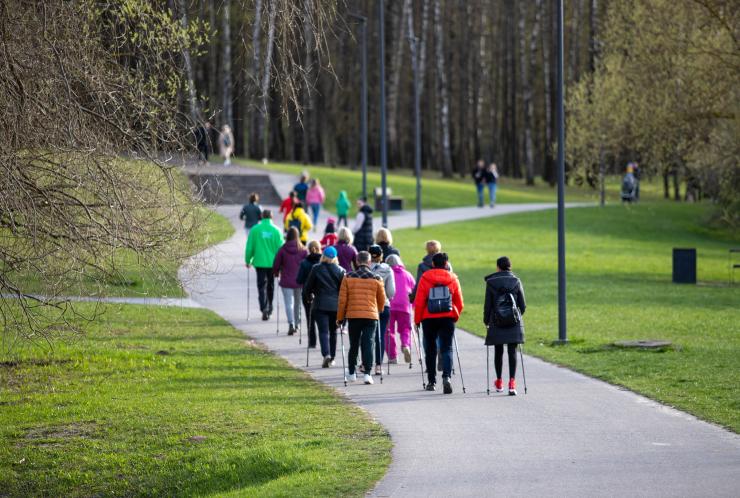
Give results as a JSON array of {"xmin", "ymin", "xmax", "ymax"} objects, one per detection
[
  {"xmin": 508, "ymin": 378, "xmax": 517, "ymax": 396},
  {"xmin": 494, "ymin": 378, "xmax": 504, "ymax": 393},
  {"xmin": 425, "ymin": 383, "xmax": 436, "ymax": 391},
  {"xmin": 374, "ymin": 365, "xmax": 383, "ymax": 376},
  {"xmin": 402, "ymin": 346, "xmax": 412, "ymax": 363},
  {"xmin": 442, "ymin": 376, "xmax": 453, "ymax": 394},
  {"xmin": 288, "ymin": 324, "xmax": 296, "ymax": 336},
  {"xmin": 364, "ymin": 374, "xmax": 374, "ymax": 385},
  {"xmin": 389, "ymin": 358, "xmax": 398, "ymax": 364},
  {"xmin": 322, "ymin": 356, "xmax": 332, "ymax": 368}
]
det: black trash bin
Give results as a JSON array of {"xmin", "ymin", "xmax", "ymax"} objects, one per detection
[{"xmin": 673, "ymin": 248, "xmax": 696, "ymax": 284}]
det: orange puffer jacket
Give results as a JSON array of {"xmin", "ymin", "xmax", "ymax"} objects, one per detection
[
  {"xmin": 413, "ymin": 268, "xmax": 464, "ymax": 325},
  {"xmin": 337, "ymin": 266, "xmax": 386, "ymax": 321}
]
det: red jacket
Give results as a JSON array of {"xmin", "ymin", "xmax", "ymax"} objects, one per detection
[
  {"xmin": 320, "ymin": 233, "xmax": 338, "ymax": 249},
  {"xmin": 279, "ymin": 197, "xmax": 294, "ymax": 222},
  {"xmin": 413, "ymin": 268, "xmax": 464, "ymax": 325}
]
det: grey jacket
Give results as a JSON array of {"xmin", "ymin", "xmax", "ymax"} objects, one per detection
[{"xmin": 371, "ymin": 261, "xmax": 395, "ymax": 308}]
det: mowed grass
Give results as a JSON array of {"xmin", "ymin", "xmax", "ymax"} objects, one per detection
[
  {"xmin": 0, "ymin": 304, "xmax": 390, "ymax": 497},
  {"xmin": 238, "ymin": 158, "xmax": 664, "ymax": 209},
  {"xmin": 393, "ymin": 202, "xmax": 740, "ymax": 432}
]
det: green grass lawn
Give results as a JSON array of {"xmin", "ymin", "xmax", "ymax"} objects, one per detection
[
  {"xmin": 393, "ymin": 202, "xmax": 740, "ymax": 432},
  {"xmin": 238, "ymin": 158, "xmax": 665, "ymax": 210},
  {"xmin": 0, "ymin": 304, "xmax": 391, "ymax": 497}
]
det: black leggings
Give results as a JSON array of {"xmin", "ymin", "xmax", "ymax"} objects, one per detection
[{"xmin": 494, "ymin": 344, "xmax": 518, "ymax": 379}]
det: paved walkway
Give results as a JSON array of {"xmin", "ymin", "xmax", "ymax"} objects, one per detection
[
  {"xmin": 181, "ymin": 204, "xmax": 740, "ymax": 497},
  {"xmin": 1, "ymin": 295, "xmax": 203, "ymax": 308}
]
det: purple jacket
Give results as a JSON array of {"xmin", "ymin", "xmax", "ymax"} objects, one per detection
[
  {"xmin": 335, "ymin": 240, "xmax": 358, "ymax": 273},
  {"xmin": 273, "ymin": 241, "xmax": 308, "ymax": 288},
  {"xmin": 390, "ymin": 265, "xmax": 416, "ymax": 313}
]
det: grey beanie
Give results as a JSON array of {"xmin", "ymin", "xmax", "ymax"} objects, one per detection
[{"xmin": 386, "ymin": 254, "xmax": 403, "ymax": 267}]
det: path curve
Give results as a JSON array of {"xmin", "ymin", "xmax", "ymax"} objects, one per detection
[{"xmin": 181, "ymin": 203, "xmax": 740, "ymax": 498}]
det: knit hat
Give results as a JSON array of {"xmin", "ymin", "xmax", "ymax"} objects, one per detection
[
  {"xmin": 323, "ymin": 246, "xmax": 337, "ymax": 259},
  {"xmin": 386, "ymin": 254, "xmax": 403, "ymax": 267},
  {"xmin": 368, "ymin": 244, "xmax": 383, "ymax": 257},
  {"xmin": 327, "ymin": 216, "xmax": 336, "ymax": 224}
]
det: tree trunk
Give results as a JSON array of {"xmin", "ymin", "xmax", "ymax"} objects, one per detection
[
  {"xmin": 208, "ymin": 0, "xmax": 217, "ymax": 116},
  {"xmin": 417, "ymin": 0, "xmax": 430, "ymax": 97},
  {"xmin": 302, "ymin": 0, "xmax": 317, "ymax": 163},
  {"xmin": 519, "ymin": 1, "xmax": 537, "ymax": 185},
  {"xmin": 387, "ymin": 0, "xmax": 410, "ymax": 168},
  {"xmin": 569, "ymin": 0, "xmax": 583, "ymax": 82},
  {"xmin": 260, "ymin": 0, "xmax": 278, "ymax": 160},
  {"xmin": 221, "ymin": 0, "xmax": 233, "ymax": 129},
  {"xmin": 433, "ymin": 0, "xmax": 453, "ymax": 177},
  {"xmin": 250, "ymin": 0, "xmax": 263, "ymax": 158},
  {"xmin": 589, "ymin": 0, "xmax": 598, "ymax": 73},
  {"xmin": 663, "ymin": 167, "xmax": 670, "ymax": 199},
  {"xmin": 178, "ymin": 0, "xmax": 199, "ymax": 122}
]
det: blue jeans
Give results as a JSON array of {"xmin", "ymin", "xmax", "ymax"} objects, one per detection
[
  {"xmin": 488, "ymin": 182, "xmax": 497, "ymax": 206},
  {"xmin": 310, "ymin": 203, "xmax": 321, "ymax": 227},
  {"xmin": 422, "ymin": 318, "xmax": 455, "ymax": 384},
  {"xmin": 375, "ymin": 306, "xmax": 390, "ymax": 366},
  {"xmin": 476, "ymin": 183, "xmax": 485, "ymax": 207}
]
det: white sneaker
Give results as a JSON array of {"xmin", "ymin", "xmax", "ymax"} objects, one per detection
[
  {"xmin": 402, "ymin": 346, "xmax": 412, "ymax": 363},
  {"xmin": 346, "ymin": 370, "xmax": 356, "ymax": 382},
  {"xmin": 363, "ymin": 373, "xmax": 374, "ymax": 385}
]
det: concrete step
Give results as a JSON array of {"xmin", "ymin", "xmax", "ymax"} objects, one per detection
[{"xmin": 188, "ymin": 174, "xmax": 282, "ymax": 205}]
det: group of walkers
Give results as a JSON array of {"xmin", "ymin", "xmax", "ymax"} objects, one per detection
[
  {"xmin": 242, "ymin": 186, "xmax": 527, "ymax": 395},
  {"xmin": 194, "ymin": 121, "xmax": 235, "ymax": 166}
]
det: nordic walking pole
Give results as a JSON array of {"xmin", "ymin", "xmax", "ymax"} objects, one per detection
[
  {"xmin": 414, "ymin": 324, "xmax": 426, "ymax": 389},
  {"xmin": 246, "ymin": 267, "xmax": 251, "ymax": 321},
  {"xmin": 453, "ymin": 332, "xmax": 466, "ymax": 393},
  {"xmin": 305, "ymin": 308, "xmax": 312, "ymax": 367},
  {"xmin": 486, "ymin": 345, "xmax": 490, "ymax": 395},
  {"xmin": 386, "ymin": 320, "xmax": 391, "ymax": 376},
  {"xmin": 519, "ymin": 344, "xmax": 528, "ymax": 394},
  {"xmin": 275, "ymin": 278, "xmax": 280, "ymax": 335},
  {"xmin": 298, "ymin": 294, "xmax": 302, "ymax": 345},
  {"xmin": 339, "ymin": 321, "xmax": 347, "ymax": 386},
  {"xmin": 377, "ymin": 322, "xmax": 383, "ymax": 384}
]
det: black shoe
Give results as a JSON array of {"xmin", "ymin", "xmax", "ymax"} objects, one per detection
[
  {"xmin": 288, "ymin": 324, "xmax": 295, "ymax": 336},
  {"xmin": 443, "ymin": 377, "xmax": 453, "ymax": 394},
  {"xmin": 261, "ymin": 311, "xmax": 269, "ymax": 321},
  {"xmin": 425, "ymin": 383, "xmax": 436, "ymax": 391}
]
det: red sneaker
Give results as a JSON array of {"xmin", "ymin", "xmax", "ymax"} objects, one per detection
[
  {"xmin": 494, "ymin": 378, "xmax": 504, "ymax": 393},
  {"xmin": 508, "ymin": 378, "xmax": 517, "ymax": 396}
]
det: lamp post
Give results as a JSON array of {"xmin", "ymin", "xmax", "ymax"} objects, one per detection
[
  {"xmin": 348, "ymin": 13, "xmax": 368, "ymax": 201},
  {"xmin": 408, "ymin": 35, "xmax": 422, "ymax": 230},
  {"xmin": 378, "ymin": 0, "xmax": 388, "ymax": 227},
  {"xmin": 556, "ymin": 0, "xmax": 568, "ymax": 343}
]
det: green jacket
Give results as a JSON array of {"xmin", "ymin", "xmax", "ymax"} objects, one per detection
[
  {"xmin": 245, "ymin": 219, "xmax": 283, "ymax": 268},
  {"xmin": 336, "ymin": 192, "xmax": 351, "ymax": 217}
]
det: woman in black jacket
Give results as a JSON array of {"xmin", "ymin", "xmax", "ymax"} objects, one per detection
[
  {"xmin": 483, "ymin": 256, "xmax": 526, "ymax": 395},
  {"xmin": 297, "ymin": 241, "xmax": 322, "ymax": 347},
  {"xmin": 375, "ymin": 228, "xmax": 400, "ymax": 262},
  {"xmin": 302, "ymin": 246, "xmax": 346, "ymax": 367}
]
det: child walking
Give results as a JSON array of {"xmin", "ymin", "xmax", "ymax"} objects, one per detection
[
  {"xmin": 385, "ymin": 255, "xmax": 416, "ymax": 364},
  {"xmin": 335, "ymin": 190, "xmax": 350, "ymax": 227},
  {"xmin": 320, "ymin": 217, "xmax": 338, "ymax": 249}
]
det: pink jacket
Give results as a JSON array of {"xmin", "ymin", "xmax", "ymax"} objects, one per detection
[
  {"xmin": 306, "ymin": 186, "xmax": 325, "ymax": 205},
  {"xmin": 390, "ymin": 265, "xmax": 416, "ymax": 313}
]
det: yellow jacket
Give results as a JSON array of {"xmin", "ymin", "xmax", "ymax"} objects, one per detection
[{"xmin": 284, "ymin": 207, "xmax": 313, "ymax": 243}]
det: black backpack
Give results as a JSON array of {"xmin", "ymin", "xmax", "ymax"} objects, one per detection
[
  {"xmin": 428, "ymin": 285, "xmax": 453, "ymax": 314},
  {"xmin": 493, "ymin": 289, "xmax": 521, "ymax": 327},
  {"xmin": 289, "ymin": 217, "xmax": 303, "ymax": 236}
]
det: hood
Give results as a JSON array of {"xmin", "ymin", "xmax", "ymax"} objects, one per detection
[
  {"xmin": 391, "ymin": 264, "xmax": 407, "ymax": 274},
  {"xmin": 360, "ymin": 204, "xmax": 373, "ymax": 215},
  {"xmin": 282, "ymin": 240, "xmax": 302, "ymax": 255},
  {"xmin": 292, "ymin": 207, "xmax": 306, "ymax": 217},
  {"xmin": 423, "ymin": 268, "xmax": 455, "ymax": 286},
  {"xmin": 307, "ymin": 252, "xmax": 322, "ymax": 264},
  {"xmin": 484, "ymin": 270, "xmax": 512, "ymax": 281}
]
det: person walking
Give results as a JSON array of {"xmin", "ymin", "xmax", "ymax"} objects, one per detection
[
  {"xmin": 219, "ymin": 124, "xmax": 235, "ymax": 165},
  {"xmin": 483, "ymin": 256, "xmax": 526, "ymax": 396},
  {"xmin": 621, "ymin": 163, "xmax": 637, "ymax": 203},
  {"xmin": 336, "ymin": 251, "xmax": 386, "ymax": 385},
  {"xmin": 486, "ymin": 162, "xmax": 499, "ymax": 208},
  {"xmin": 279, "ymin": 191, "xmax": 298, "ymax": 224},
  {"xmin": 296, "ymin": 240, "xmax": 322, "ymax": 348},
  {"xmin": 293, "ymin": 172, "xmax": 310, "ymax": 203},
  {"xmin": 244, "ymin": 210, "xmax": 284, "ymax": 320},
  {"xmin": 239, "ymin": 193, "xmax": 262, "ymax": 234},
  {"xmin": 305, "ymin": 179, "xmax": 326, "ymax": 229},
  {"xmin": 386, "ymin": 255, "xmax": 415, "ymax": 364},
  {"xmin": 284, "ymin": 201, "xmax": 312, "ymax": 243},
  {"xmin": 195, "ymin": 121, "xmax": 212, "ymax": 164},
  {"xmin": 369, "ymin": 245, "xmax": 395, "ymax": 375},
  {"xmin": 303, "ymin": 246, "xmax": 346, "ymax": 367},
  {"xmin": 335, "ymin": 227, "xmax": 358, "ymax": 273},
  {"xmin": 414, "ymin": 252, "xmax": 464, "ymax": 394},
  {"xmin": 374, "ymin": 228, "xmax": 400, "ymax": 261},
  {"xmin": 632, "ymin": 162, "xmax": 641, "ymax": 201},
  {"xmin": 472, "ymin": 159, "xmax": 487, "ymax": 208},
  {"xmin": 272, "ymin": 227, "xmax": 308, "ymax": 335},
  {"xmin": 352, "ymin": 197, "xmax": 374, "ymax": 252},
  {"xmin": 320, "ymin": 217, "xmax": 338, "ymax": 249},
  {"xmin": 335, "ymin": 190, "xmax": 351, "ymax": 227}
]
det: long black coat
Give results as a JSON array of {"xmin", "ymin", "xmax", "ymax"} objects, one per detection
[
  {"xmin": 483, "ymin": 271, "xmax": 526, "ymax": 345},
  {"xmin": 303, "ymin": 262, "xmax": 345, "ymax": 312}
]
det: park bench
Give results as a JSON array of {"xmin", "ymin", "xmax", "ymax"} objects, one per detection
[{"xmin": 373, "ymin": 187, "xmax": 404, "ymax": 211}]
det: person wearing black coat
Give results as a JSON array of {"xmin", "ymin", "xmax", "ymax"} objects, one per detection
[
  {"xmin": 352, "ymin": 198, "xmax": 374, "ymax": 252},
  {"xmin": 483, "ymin": 256, "xmax": 526, "ymax": 395},
  {"xmin": 303, "ymin": 246, "xmax": 346, "ymax": 367},
  {"xmin": 296, "ymin": 241, "xmax": 322, "ymax": 347},
  {"xmin": 375, "ymin": 227, "xmax": 400, "ymax": 262}
]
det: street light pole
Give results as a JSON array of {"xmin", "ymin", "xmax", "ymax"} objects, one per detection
[
  {"xmin": 408, "ymin": 35, "xmax": 422, "ymax": 230},
  {"xmin": 349, "ymin": 13, "xmax": 368, "ymax": 201},
  {"xmin": 556, "ymin": 0, "xmax": 568, "ymax": 343},
  {"xmin": 378, "ymin": 0, "xmax": 388, "ymax": 227}
]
